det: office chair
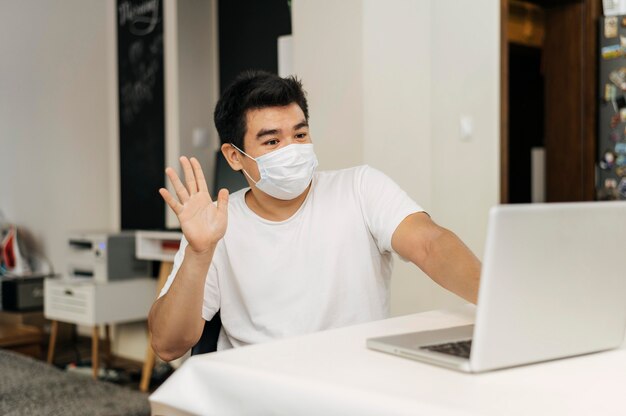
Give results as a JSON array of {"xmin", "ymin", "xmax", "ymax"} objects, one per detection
[{"xmin": 190, "ymin": 311, "xmax": 222, "ymax": 355}]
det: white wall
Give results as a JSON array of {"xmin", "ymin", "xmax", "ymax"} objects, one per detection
[
  {"xmin": 0, "ymin": 0, "xmax": 117, "ymax": 274},
  {"xmin": 0, "ymin": 0, "xmax": 219, "ymax": 363},
  {"xmin": 430, "ymin": 0, "xmax": 500, "ymax": 258},
  {"xmin": 291, "ymin": 0, "xmax": 365, "ymax": 170},
  {"xmin": 0, "ymin": 0, "xmax": 129, "ymax": 356},
  {"xmin": 292, "ymin": 0, "xmax": 500, "ymax": 315}
]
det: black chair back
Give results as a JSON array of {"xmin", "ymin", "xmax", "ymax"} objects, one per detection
[{"xmin": 190, "ymin": 311, "xmax": 222, "ymax": 356}]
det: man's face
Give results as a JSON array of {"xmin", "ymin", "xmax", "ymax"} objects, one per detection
[{"xmin": 230, "ymin": 102, "xmax": 311, "ymax": 182}]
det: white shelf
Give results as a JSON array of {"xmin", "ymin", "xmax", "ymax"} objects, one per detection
[{"xmin": 135, "ymin": 231, "xmax": 183, "ymax": 262}]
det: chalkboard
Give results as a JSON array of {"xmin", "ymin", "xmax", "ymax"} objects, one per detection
[{"xmin": 117, "ymin": 0, "xmax": 165, "ymax": 230}]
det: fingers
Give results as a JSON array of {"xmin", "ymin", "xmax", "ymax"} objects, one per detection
[
  {"xmin": 159, "ymin": 188, "xmax": 183, "ymax": 215},
  {"xmin": 216, "ymin": 188, "xmax": 229, "ymax": 215},
  {"xmin": 180, "ymin": 157, "xmax": 198, "ymax": 195},
  {"xmin": 165, "ymin": 167, "xmax": 190, "ymax": 203},
  {"xmin": 165, "ymin": 156, "xmax": 211, "ymax": 206},
  {"xmin": 190, "ymin": 157, "xmax": 210, "ymax": 195}
]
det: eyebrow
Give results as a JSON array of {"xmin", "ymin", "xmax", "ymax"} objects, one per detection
[
  {"xmin": 255, "ymin": 120, "xmax": 309, "ymax": 140},
  {"xmin": 256, "ymin": 128, "xmax": 280, "ymax": 139},
  {"xmin": 293, "ymin": 120, "xmax": 308, "ymax": 130}
]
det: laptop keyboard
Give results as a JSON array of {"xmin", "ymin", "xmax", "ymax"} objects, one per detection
[{"xmin": 420, "ymin": 340, "xmax": 472, "ymax": 359}]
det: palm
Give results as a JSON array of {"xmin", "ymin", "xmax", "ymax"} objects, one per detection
[
  {"xmin": 178, "ymin": 192, "xmax": 226, "ymax": 251},
  {"xmin": 159, "ymin": 157, "xmax": 229, "ymax": 254}
]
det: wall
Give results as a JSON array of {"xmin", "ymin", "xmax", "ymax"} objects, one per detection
[
  {"xmin": 0, "ymin": 0, "xmax": 131, "ymax": 357},
  {"xmin": 291, "ymin": 0, "xmax": 365, "ymax": 170},
  {"xmin": 0, "ymin": 0, "xmax": 117, "ymax": 277},
  {"xmin": 292, "ymin": 0, "xmax": 500, "ymax": 315},
  {"xmin": 0, "ymin": 0, "xmax": 219, "ymax": 363},
  {"xmin": 430, "ymin": 0, "xmax": 500, "ymax": 261}
]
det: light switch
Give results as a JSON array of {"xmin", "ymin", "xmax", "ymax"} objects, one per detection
[{"xmin": 460, "ymin": 115, "xmax": 473, "ymax": 141}]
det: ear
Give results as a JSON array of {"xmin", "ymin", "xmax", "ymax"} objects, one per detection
[{"xmin": 221, "ymin": 143, "xmax": 243, "ymax": 171}]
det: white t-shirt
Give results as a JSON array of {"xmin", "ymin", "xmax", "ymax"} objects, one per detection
[{"xmin": 159, "ymin": 165, "xmax": 423, "ymax": 349}]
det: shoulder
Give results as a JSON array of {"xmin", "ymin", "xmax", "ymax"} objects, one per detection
[
  {"xmin": 317, "ymin": 165, "xmax": 395, "ymax": 186},
  {"xmin": 313, "ymin": 165, "xmax": 372, "ymax": 186},
  {"xmin": 313, "ymin": 165, "xmax": 397, "ymax": 197},
  {"xmin": 222, "ymin": 187, "xmax": 248, "ymax": 211},
  {"xmin": 227, "ymin": 186, "xmax": 249, "ymax": 201}
]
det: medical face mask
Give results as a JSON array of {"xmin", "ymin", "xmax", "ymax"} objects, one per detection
[{"xmin": 231, "ymin": 143, "xmax": 319, "ymax": 200}]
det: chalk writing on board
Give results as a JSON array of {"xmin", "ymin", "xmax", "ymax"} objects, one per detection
[
  {"xmin": 118, "ymin": 0, "xmax": 160, "ymax": 36},
  {"xmin": 118, "ymin": 0, "xmax": 163, "ymax": 126}
]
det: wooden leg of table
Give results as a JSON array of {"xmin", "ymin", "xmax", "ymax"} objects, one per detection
[
  {"xmin": 92, "ymin": 326, "xmax": 99, "ymax": 380},
  {"xmin": 104, "ymin": 324, "xmax": 112, "ymax": 368},
  {"xmin": 47, "ymin": 320, "xmax": 58, "ymax": 365},
  {"xmin": 140, "ymin": 336, "xmax": 156, "ymax": 392}
]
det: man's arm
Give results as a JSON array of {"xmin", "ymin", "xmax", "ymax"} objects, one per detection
[
  {"xmin": 149, "ymin": 156, "xmax": 228, "ymax": 361},
  {"xmin": 148, "ymin": 245, "xmax": 214, "ymax": 362},
  {"xmin": 391, "ymin": 212, "xmax": 481, "ymax": 304}
]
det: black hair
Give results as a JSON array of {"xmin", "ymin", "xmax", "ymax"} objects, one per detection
[{"xmin": 214, "ymin": 70, "xmax": 309, "ymax": 152}]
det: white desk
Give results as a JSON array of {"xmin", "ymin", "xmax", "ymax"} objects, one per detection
[{"xmin": 149, "ymin": 305, "xmax": 626, "ymax": 416}]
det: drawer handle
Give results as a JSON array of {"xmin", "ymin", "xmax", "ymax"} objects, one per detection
[{"xmin": 64, "ymin": 289, "xmax": 74, "ymax": 296}]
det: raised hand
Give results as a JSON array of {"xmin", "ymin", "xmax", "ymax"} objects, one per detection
[{"xmin": 159, "ymin": 157, "xmax": 229, "ymax": 255}]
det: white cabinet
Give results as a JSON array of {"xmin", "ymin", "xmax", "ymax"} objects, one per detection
[{"xmin": 44, "ymin": 278, "xmax": 156, "ymax": 326}]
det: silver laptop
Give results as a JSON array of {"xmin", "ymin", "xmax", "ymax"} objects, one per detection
[{"xmin": 367, "ymin": 202, "xmax": 626, "ymax": 373}]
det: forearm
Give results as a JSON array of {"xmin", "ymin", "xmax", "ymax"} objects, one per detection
[
  {"xmin": 148, "ymin": 245, "xmax": 215, "ymax": 361},
  {"xmin": 421, "ymin": 228, "xmax": 481, "ymax": 304}
]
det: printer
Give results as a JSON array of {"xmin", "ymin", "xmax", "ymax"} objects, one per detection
[{"xmin": 66, "ymin": 232, "xmax": 149, "ymax": 282}]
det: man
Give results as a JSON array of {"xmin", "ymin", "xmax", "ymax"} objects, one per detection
[{"xmin": 149, "ymin": 70, "xmax": 481, "ymax": 361}]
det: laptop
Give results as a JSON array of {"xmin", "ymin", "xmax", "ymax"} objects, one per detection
[{"xmin": 367, "ymin": 202, "xmax": 626, "ymax": 373}]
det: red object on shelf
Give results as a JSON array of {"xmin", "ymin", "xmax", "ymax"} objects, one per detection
[{"xmin": 161, "ymin": 240, "xmax": 180, "ymax": 251}]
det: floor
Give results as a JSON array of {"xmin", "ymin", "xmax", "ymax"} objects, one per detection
[
  {"xmin": 47, "ymin": 332, "xmax": 174, "ymax": 393},
  {"xmin": 0, "ymin": 310, "xmax": 174, "ymax": 393}
]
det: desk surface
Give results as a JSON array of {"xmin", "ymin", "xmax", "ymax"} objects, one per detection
[{"xmin": 150, "ymin": 305, "xmax": 626, "ymax": 416}]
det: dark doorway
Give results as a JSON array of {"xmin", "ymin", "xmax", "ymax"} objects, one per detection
[
  {"xmin": 508, "ymin": 44, "xmax": 545, "ymax": 203},
  {"xmin": 218, "ymin": 0, "xmax": 292, "ymax": 92},
  {"xmin": 501, "ymin": 0, "xmax": 600, "ymax": 203}
]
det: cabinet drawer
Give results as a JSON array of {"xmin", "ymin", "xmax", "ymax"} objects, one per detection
[{"xmin": 44, "ymin": 280, "xmax": 95, "ymax": 325}]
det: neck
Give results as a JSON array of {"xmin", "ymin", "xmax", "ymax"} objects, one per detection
[{"xmin": 245, "ymin": 183, "xmax": 312, "ymax": 221}]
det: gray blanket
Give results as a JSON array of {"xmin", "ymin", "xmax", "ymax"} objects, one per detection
[{"xmin": 0, "ymin": 349, "xmax": 149, "ymax": 416}]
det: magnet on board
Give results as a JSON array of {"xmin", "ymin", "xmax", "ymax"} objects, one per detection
[
  {"xmin": 609, "ymin": 68, "xmax": 626, "ymax": 90},
  {"xmin": 616, "ymin": 166, "xmax": 626, "ymax": 177},
  {"xmin": 606, "ymin": 16, "xmax": 619, "ymax": 38},
  {"xmin": 611, "ymin": 113, "xmax": 621, "ymax": 128},
  {"xmin": 616, "ymin": 142, "xmax": 626, "ymax": 154},
  {"xmin": 602, "ymin": 44, "xmax": 623, "ymax": 59},
  {"xmin": 601, "ymin": 150, "xmax": 617, "ymax": 169},
  {"xmin": 605, "ymin": 84, "xmax": 618, "ymax": 103}
]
